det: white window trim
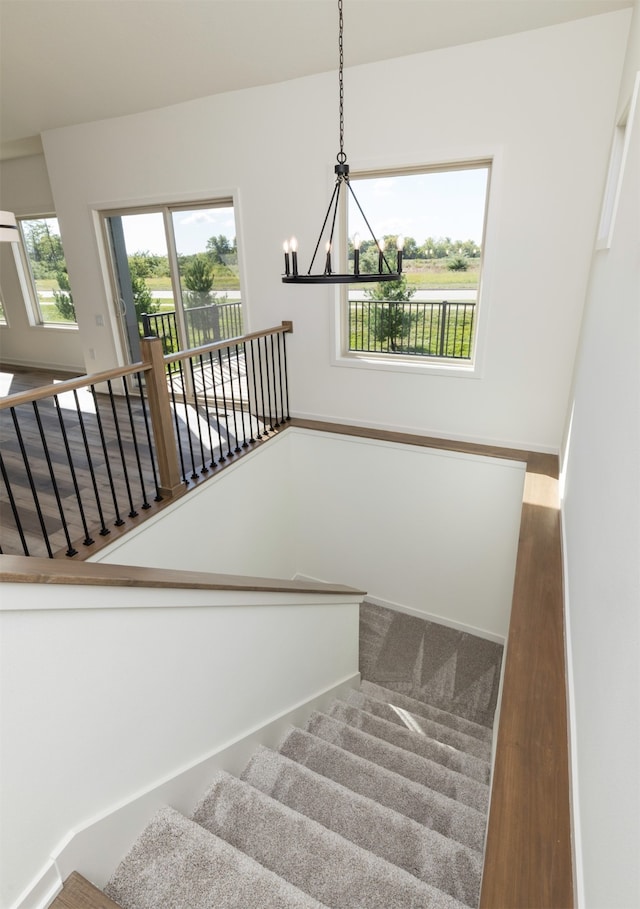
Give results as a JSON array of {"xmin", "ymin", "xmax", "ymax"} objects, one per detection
[
  {"xmin": 14, "ymin": 215, "xmax": 78, "ymax": 329},
  {"xmin": 329, "ymin": 148, "xmax": 502, "ymax": 380},
  {"xmin": 596, "ymin": 73, "xmax": 639, "ymax": 251}
]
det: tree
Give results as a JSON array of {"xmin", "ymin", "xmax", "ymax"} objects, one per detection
[
  {"xmin": 365, "ymin": 276, "xmax": 416, "ymax": 353},
  {"xmin": 447, "ymin": 255, "xmax": 469, "ymax": 271},
  {"xmin": 183, "ymin": 253, "xmax": 215, "ymax": 309},
  {"xmin": 206, "ymin": 234, "xmax": 234, "ymax": 265},
  {"xmin": 131, "ymin": 273, "xmax": 158, "ymax": 324},
  {"xmin": 52, "ymin": 269, "xmax": 76, "ymax": 322}
]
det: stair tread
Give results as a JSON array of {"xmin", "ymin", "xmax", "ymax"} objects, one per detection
[
  {"xmin": 193, "ymin": 769, "xmax": 471, "ymax": 909},
  {"xmin": 300, "ymin": 711, "xmax": 488, "ymax": 811},
  {"xmin": 346, "ymin": 689, "xmax": 492, "ymax": 760},
  {"xmin": 104, "ymin": 806, "xmax": 328, "ymax": 909},
  {"xmin": 321, "ymin": 703, "xmax": 491, "ymax": 784},
  {"xmin": 359, "ymin": 681, "xmax": 494, "ymax": 743},
  {"xmin": 279, "ymin": 726, "xmax": 487, "ymax": 852},
  {"xmin": 242, "ymin": 745, "xmax": 482, "ymax": 907}
]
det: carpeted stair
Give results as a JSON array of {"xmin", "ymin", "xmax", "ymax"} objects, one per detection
[{"xmin": 104, "ymin": 603, "xmax": 502, "ymax": 909}]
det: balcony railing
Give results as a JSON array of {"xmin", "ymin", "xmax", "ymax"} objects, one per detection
[
  {"xmin": 349, "ymin": 299, "xmax": 475, "ymax": 359},
  {"xmin": 142, "ymin": 301, "xmax": 244, "ymax": 368},
  {"xmin": 0, "ymin": 322, "xmax": 291, "ymax": 559}
]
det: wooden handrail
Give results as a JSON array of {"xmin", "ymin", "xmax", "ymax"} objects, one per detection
[
  {"xmin": 0, "ymin": 554, "xmax": 364, "ymax": 597},
  {"xmin": 163, "ymin": 319, "xmax": 293, "ymax": 366},
  {"xmin": 0, "ymin": 361, "xmax": 152, "ymax": 410}
]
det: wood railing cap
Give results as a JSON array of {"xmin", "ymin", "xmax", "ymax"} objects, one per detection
[{"xmin": 0, "ymin": 555, "xmax": 365, "ymax": 597}]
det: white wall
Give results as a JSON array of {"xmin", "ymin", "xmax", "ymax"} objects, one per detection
[
  {"xmin": 91, "ymin": 431, "xmax": 299, "ymax": 579},
  {"xmin": 95, "ymin": 428, "xmax": 525, "ymax": 640},
  {"xmin": 0, "ymin": 581, "xmax": 360, "ymax": 909},
  {"xmin": 561, "ymin": 2, "xmax": 640, "ymax": 905},
  {"xmin": 0, "ymin": 154, "xmax": 84, "ymax": 371},
  {"xmin": 38, "ymin": 13, "xmax": 630, "ymax": 450}
]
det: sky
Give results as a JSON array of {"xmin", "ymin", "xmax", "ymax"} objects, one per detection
[
  {"xmin": 120, "ymin": 206, "xmax": 237, "ymax": 257},
  {"xmin": 116, "ymin": 166, "xmax": 488, "ymax": 256},
  {"xmin": 349, "ymin": 167, "xmax": 489, "ymax": 245}
]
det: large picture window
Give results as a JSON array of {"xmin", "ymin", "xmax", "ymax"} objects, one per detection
[
  {"xmin": 344, "ymin": 162, "xmax": 490, "ymax": 364},
  {"xmin": 17, "ymin": 216, "xmax": 76, "ymax": 326}
]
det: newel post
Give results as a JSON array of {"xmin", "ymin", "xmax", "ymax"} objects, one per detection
[{"xmin": 140, "ymin": 337, "xmax": 184, "ymax": 498}]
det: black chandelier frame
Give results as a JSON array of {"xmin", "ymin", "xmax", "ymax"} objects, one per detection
[{"xmin": 282, "ymin": 0, "xmax": 403, "ymax": 286}]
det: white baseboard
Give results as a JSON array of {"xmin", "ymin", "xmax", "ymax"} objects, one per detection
[{"xmin": 12, "ymin": 673, "xmax": 360, "ymax": 909}]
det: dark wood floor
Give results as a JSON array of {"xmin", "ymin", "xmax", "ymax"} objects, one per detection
[{"xmin": 0, "ymin": 364, "xmax": 265, "ymax": 559}]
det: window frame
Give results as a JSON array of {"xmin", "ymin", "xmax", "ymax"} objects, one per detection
[
  {"xmin": 332, "ymin": 157, "xmax": 494, "ymax": 379},
  {"xmin": 98, "ymin": 197, "xmax": 244, "ymax": 366},
  {"xmin": 14, "ymin": 214, "xmax": 78, "ymax": 329}
]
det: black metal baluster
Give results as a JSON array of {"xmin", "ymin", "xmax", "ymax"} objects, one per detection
[
  {"xmin": 0, "ymin": 449, "xmax": 30, "ymax": 556},
  {"xmin": 72, "ymin": 388, "xmax": 111, "ymax": 536},
  {"xmin": 121, "ymin": 377, "xmax": 152, "ymax": 507},
  {"xmin": 269, "ymin": 334, "xmax": 280, "ymax": 427},
  {"xmin": 188, "ymin": 356, "xmax": 209, "ymax": 474},
  {"xmin": 91, "ymin": 386, "xmax": 125, "ymax": 527},
  {"xmin": 53, "ymin": 394, "xmax": 94, "ymax": 546},
  {"xmin": 197, "ymin": 353, "xmax": 217, "ymax": 467},
  {"xmin": 217, "ymin": 348, "xmax": 234, "ymax": 458},
  {"xmin": 106, "ymin": 379, "xmax": 138, "ymax": 518},
  {"xmin": 275, "ymin": 333, "xmax": 284, "ymax": 425},
  {"xmin": 242, "ymin": 341, "xmax": 256, "ymax": 444},
  {"xmin": 281, "ymin": 332, "xmax": 291, "ymax": 421},
  {"xmin": 174, "ymin": 360, "xmax": 198, "ymax": 481},
  {"xmin": 10, "ymin": 407, "xmax": 53, "ymax": 556},
  {"xmin": 134, "ymin": 373, "xmax": 163, "ymax": 501},
  {"xmin": 31, "ymin": 400, "xmax": 78, "ymax": 557},
  {"xmin": 208, "ymin": 350, "xmax": 226, "ymax": 462},
  {"xmin": 263, "ymin": 336, "xmax": 275, "ymax": 432},
  {"xmin": 225, "ymin": 346, "xmax": 241, "ymax": 452},
  {"xmin": 234, "ymin": 343, "xmax": 249, "ymax": 447},
  {"xmin": 255, "ymin": 336, "xmax": 268, "ymax": 436},
  {"xmin": 452, "ymin": 303, "xmax": 461, "ymax": 356},
  {"xmin": 468, "ymin": 305, "xmax": 476, "ymax": 359},
  {"xmin": 250, "ymin": 339, "xmax": 262, "ymax": 440}
]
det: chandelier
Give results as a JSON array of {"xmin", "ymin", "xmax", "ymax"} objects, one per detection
[{"xmin": 282, "ymin": 0, "xmax": 403, "ymax": 285}]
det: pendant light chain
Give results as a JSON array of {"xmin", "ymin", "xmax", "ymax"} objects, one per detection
[
  {"xmin": 281, "ymin": 0, "xmax": 403, "ymax": 283},
  {"xmin": 337, "ymin": 0, "xmax": 346, "ymax": 164}
]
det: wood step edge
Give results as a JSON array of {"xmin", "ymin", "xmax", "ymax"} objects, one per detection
[{"xmin": 47, "ymin": 872, "xmax": 123, "ymax": 909}]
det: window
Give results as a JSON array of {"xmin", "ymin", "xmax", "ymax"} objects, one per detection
[
  {"xmin": 102, "ymin": 201, "xmax": 242, "ymax": 364},
  {"xmin": 0, "ymin": 293, "xmax": 7, "ymax": 325},
  {"xmin": 16, "ymin": 216, "xmax": 76, "ymax": 325},
  {"xmin": 343, "ymin": 162, "xmax": 490, "ymax": 366}
]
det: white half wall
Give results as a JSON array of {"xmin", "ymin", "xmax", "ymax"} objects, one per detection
[
  {"xmin": 561, "ymin": 2, "xmax": 640, "ymax": 903},
  {"xmin": 38, "ymin": 12, "xmax": 630, "ymax": 450},
  {"xmin": 0, "ymin": 581, "xmax": 360, "ymax": 909},
  {"xmin": 95, "ymin": 428, "xmax": 525, "ymax": 640}
]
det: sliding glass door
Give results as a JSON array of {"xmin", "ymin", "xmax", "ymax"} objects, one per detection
[{"xmin": 103, "ymin": 201, "xmax": 242, "ymax": 365}]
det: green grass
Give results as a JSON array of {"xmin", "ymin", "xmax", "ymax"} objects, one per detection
[{"xmin": 38, "ymin": 302, "xmax": 77, "ymax": 324}]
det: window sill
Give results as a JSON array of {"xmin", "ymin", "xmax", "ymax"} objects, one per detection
[
  {"xmin": 31, "ymin": 322, "xmax": 79, "ymax": 331},
  {"xmin": 333, "ymin": 351, "xmax": 480, "ymax": 379}
]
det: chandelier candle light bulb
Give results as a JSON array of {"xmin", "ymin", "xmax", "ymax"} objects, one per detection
[
  {"xmin": 283, "ymin": 240, "xmax": 290, "ymax": 277},
  {"xmin": 378, "ymin": 239, "xmax": 385, "ymax": 273},
  {"xmin": 397, "ymin": 235, "xmax": 404, "ymax": 273},
  {"xmin": 325, "ymin": 242, "xmax": 332, "ymax": 275},
  {"xmin": 290, "ymin": 237, "xmax": 299, "ymax": 276},
  {"xmin": 353, "ymin": 233, "xmax": 361, "ymax": 275}
]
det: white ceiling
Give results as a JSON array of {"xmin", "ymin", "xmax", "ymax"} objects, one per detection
[{"xmin": 0, "ymin": 0, "xmax": 632, "ymax": 160}]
